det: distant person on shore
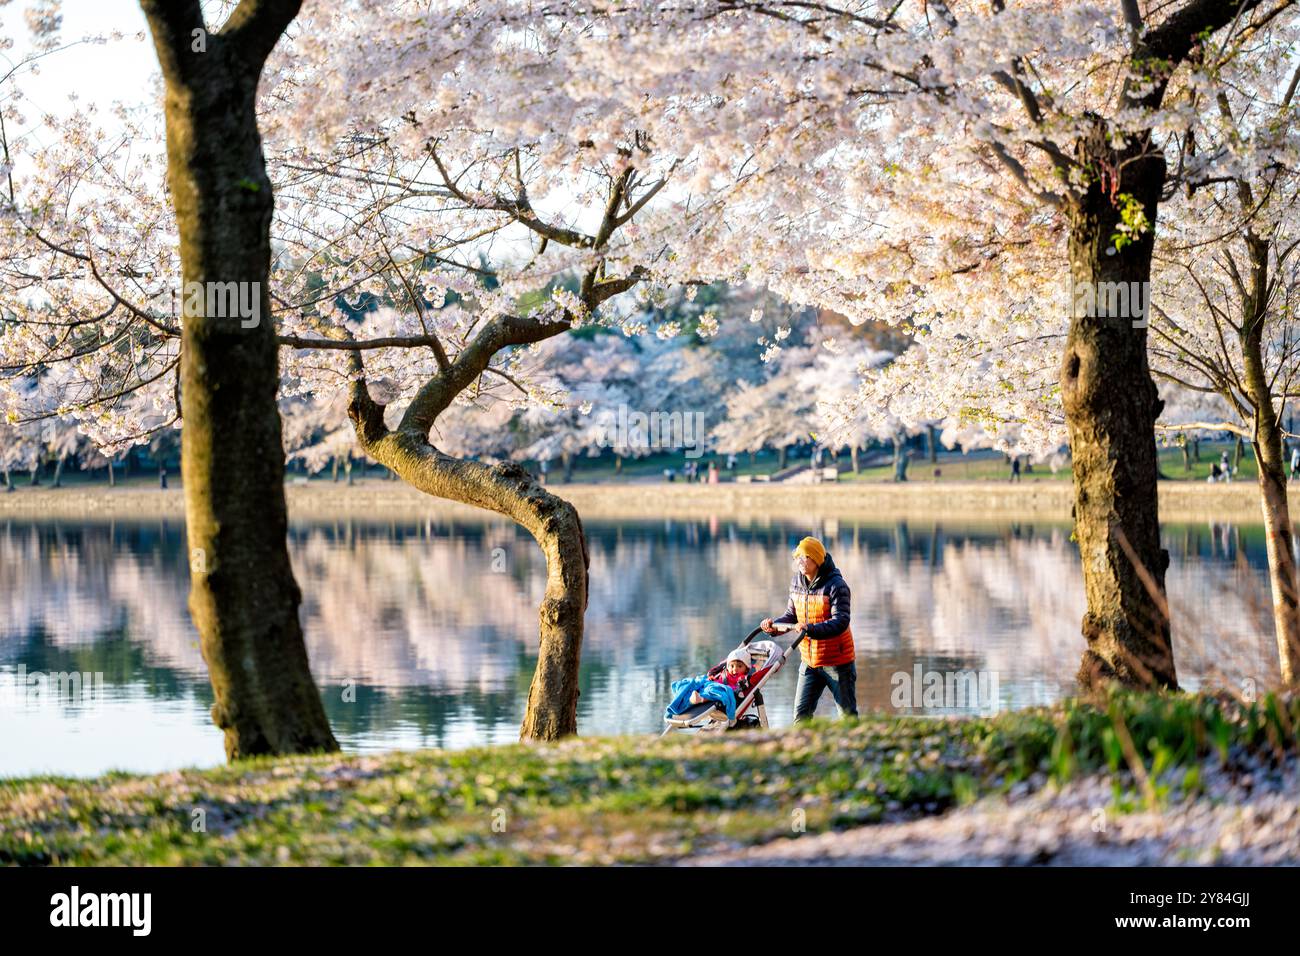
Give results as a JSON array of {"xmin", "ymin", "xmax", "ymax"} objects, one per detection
[
  {"xmin": 1010, "ymin": 456, "xmax": 1021, "ymax": 482},
  {"xmin": 1290, "ymin": 445, "xmax": 1298, "ymax": 482},
  {"xmin": 761, "ymin": 536, "xmax": 857, "ymax": 723},
  {"xmin": 1220, "ymin": 450, "xmax": 1232, "ymax": 482}
]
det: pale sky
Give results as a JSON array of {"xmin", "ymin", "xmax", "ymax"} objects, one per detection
[{"xmin": 2, "ymin": 1, "xmax": 157, "ymax": 146}]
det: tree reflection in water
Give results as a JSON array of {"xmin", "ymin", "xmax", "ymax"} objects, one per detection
[{"xmin": 0, "ymin": 516, "xmax": 1278, "ymax": 776}]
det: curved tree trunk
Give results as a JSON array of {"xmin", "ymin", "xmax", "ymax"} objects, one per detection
[
  {"xmin": 52, "ymin": 452, "xmax": 65, "ymax": 488},
  {"xmin": 142, "ymin": 0, "xmax": 337, "ymax": 760},
  {"xmin": 349, "ymin": 395, "xmax": 589, "ymax": 740},
  {"xmin": 1062, "ymin": 119, "xmax": 1175, "ymax": 692}
]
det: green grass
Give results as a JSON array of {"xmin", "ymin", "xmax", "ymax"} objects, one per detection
[
  {"xmin": 1157, "ymin": 441, "xmax": 1260, "ymax": 482},
  {"xmin": 8, "ymin": 440, "xmax": 1265, "ymax": 490},
  {"xmin": 2, "ymin": 691, "xmax": 1295, "ymax": 865}
]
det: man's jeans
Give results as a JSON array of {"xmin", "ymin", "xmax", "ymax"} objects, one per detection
[{"xmin": 793, "ymin": 660, "xmax": 858, "ymax": 722}]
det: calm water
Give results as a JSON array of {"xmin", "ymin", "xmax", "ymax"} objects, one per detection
[{"xmin": 0, "ymin": 514, "xmax": 1282, "ymax": 777}]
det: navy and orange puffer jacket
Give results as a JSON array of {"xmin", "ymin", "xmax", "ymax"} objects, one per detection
[{"xmin": 773, "ymin": 552, "xmax": 855, "ymax": 667}]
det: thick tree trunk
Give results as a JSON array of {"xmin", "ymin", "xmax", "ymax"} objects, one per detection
[
  {"xmin": 331, "ymin": 456, "xmax": 339, "ymax": 482},
  {"xmin": 927, "ymin": 425, "xmax": 937, "ymax": 463},
  {"xmin": 561, "ymin": 450, "xmax": 574, "ymax": 483},
  {"xmin": 1233, "ymin": 435, "xmax": 1245, "ymax": 473},
  {"xmin": 345, "ymin": 453, "xmax": 354, "ymax": 485},
  {"xmin": 1062, "ymin": 119, "xmax": 1175, "ymax": 691},
  {"xmin": 52, "ymin": 452, "xmax": 65, "ymax": 488},
  {"xmin": 851, "ymin": 445, "xmax": 860, "ymax": 474},
  {"xmin": 107, "ymin": 459, "xmax": 115, "ymax": 487},
  {"xmin": 29, "ymin": 464, "xmax": 39, "ymax": 486},
  {"xmin": 3, "ymin": 467, "xmax": 11, "ymax": 492},
  {"xmin": 349, "ymin": 402, "xmax": 589, "ymax": 740},
  {"xmin": 1181, "ymin": 442, "xmax": 1191, "ymax": 472},
  {"xmin": 778, "ymin": 445, "xmax": 788, "ymax": 470},
  {"xmin": 1192, "ymin": 437, "xmax": 1200, "ymax": 462},
  {"xmin": 142, "ymin": 0, "xmax": 336, "ymax": 760}
]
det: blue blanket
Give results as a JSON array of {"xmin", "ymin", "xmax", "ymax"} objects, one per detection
[{"xmin": 665, "ymin": 676, "xmax": 736, "ymax": 722}]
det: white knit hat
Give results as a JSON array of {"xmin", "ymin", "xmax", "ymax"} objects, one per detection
[{"xmin": 725, "ymin": 647, "xmax": 751, "ymax": 669}]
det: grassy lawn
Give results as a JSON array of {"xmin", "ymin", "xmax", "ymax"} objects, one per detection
[
  {"xmin": 2, "ymin": 691, "xmax": 1294, "ymax": 865},
  {"xmin": 3, "ymin": 440, "xmax": 1269, "ymax": 491}
]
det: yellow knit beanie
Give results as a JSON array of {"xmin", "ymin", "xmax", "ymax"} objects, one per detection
[{"xmin": 793, "ymin": 536, "xmax": 826, "ymax": 566}]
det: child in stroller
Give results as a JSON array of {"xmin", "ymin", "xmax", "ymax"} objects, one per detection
[
  {"xmin": 662, "ymin": 624, "xmax": 796, "ymax": 734},
  {"xmin": 688, "ymin": 648, "xmax": 755, "ymax": 706}
]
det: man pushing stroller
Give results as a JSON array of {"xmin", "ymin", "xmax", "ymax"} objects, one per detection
[{"xmin": 761, "ymin": 536, "xmax": 858, "ymax": 722}]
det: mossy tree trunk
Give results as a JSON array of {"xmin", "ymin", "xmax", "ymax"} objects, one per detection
[
  {"xmin": 1062, "ymin": 117, "xmax": 1175, "ymax": 691},
  {"xmin": 140, "ymin": 0, "xmax": 337, "ymax": 760}
]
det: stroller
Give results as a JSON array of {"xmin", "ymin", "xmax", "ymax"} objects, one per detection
[{"xmin": 660, "ymin": 623, "xmax": 799, "ymax": 736}]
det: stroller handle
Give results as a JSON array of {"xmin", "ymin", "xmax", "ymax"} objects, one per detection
[{"xmin": 743, "ymin": 622, "xmax": 796, "ymax": 644}]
